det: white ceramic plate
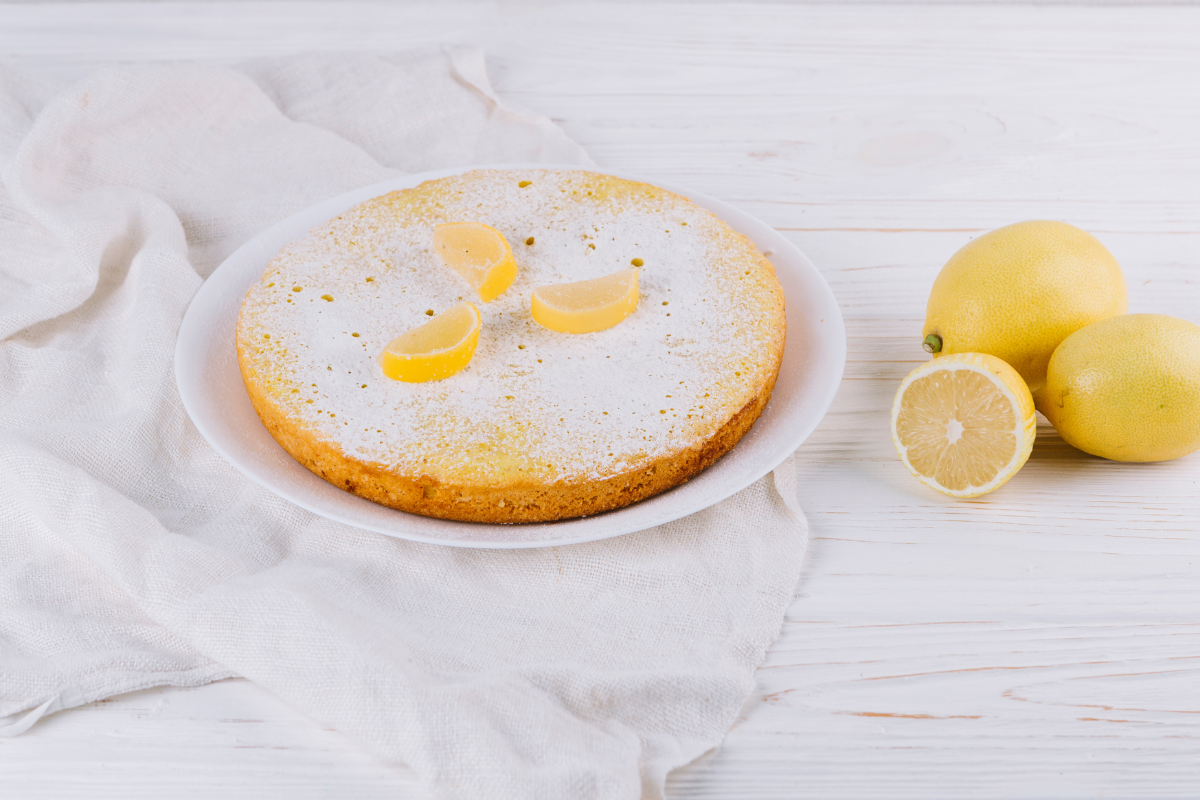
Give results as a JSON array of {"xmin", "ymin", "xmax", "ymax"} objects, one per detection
[{"xmin": 175, "ymin": 164, "xmax": 846, "ymax": 548}]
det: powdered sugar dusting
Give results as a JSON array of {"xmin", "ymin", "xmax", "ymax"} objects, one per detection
[{"xmin": 237, "ymin": 169, "xmax": 785, "ymax": 487}]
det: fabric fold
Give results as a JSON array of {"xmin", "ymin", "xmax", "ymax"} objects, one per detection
[{"xmin": 0, "ymin": 48, "xmax": 806, "ymax": 799}]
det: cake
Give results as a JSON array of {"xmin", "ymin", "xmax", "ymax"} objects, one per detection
[{"xmin": 236, "ymin": 169, "xmax": 786, "ymax": 523}]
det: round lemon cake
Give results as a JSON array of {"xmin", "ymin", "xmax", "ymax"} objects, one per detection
[{"xmin": 236, "ymin": 169, "xmax": 786, "ymax": 523}]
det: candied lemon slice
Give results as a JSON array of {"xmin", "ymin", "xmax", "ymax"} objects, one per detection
[
  {"xmin": 378, "ymin": 302, "xmax": 481, "ymax": 383},
  {"xmin": 432, "ymin": 222, "xmax": 518, "ymax": 303},
  {"xmin": 530, "ymin": 268, "xmax": 640, "ymax": 334},
  {"xmin": 891, "ymin": 352, "xmax": 1035, "ymax": 497}
]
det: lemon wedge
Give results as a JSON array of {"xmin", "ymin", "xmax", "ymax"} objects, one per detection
[
  {"xmin": 530, "ymin": 268, "xmax": 640, "ymax": 334},
  {"xmin": 891, "ymin": 352, "xmax": 1035, "ymax": 497},
  {"xmin": 378, "ymin": 302, "xmax": 481, "ymax": 383},
  {"xmin": 432, "ymin": 222, "xmax": 518, "ymax": 303}
]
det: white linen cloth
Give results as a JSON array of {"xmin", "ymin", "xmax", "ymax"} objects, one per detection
[{"xmin": 0, "ymin": 48, "xmax": 808, "ymax": 798}]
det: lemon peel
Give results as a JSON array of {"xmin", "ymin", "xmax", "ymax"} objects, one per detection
[
  {"xmin": 1041, "ymin": 313, "xmax": 1200, "ymax": 462},
  {"xmin": 923, "ymin": 220, "xmax": 1127, "ymax": 397}
]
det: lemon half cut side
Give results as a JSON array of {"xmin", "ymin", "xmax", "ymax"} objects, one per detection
[
  {"xmin": 378, "ymin": 301, "xmax": 482, "ymax": 383},
  {"xmin": 891, "ymin": 352, "xmax": 1036, "ymax": 498},
  {"xmin": 432, "ymin": 221, "xmax": 518, "ymax": 303},
  {"xmin": 531, "ymin": 268, "xmax": 640, "ymax": 334}
]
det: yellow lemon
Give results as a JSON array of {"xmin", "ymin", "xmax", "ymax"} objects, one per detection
[
  {"xmin": 923, "ymin": 220, "xmax": 1127, "ymax": 400},
  {"xmin": 1040, "ymin": 314, "xmax": 1200, "ymax": 462},
  {"xmin": 892, "ymin": 352, "xmax": 1036, "ymax": 497},
  {"xmin": 432, "ymin": 221, "xmax": 518, "ymax": 303},
  {"xmin": 530, "ymin": 268, "xmax": 640, "ymax": 334},
  {"xmin": 378, "ymin": 302, "xmax": 481, "ymax": 383}
]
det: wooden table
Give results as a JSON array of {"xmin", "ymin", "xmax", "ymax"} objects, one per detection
[{"xmin": 3, "ymin": 3, "xmax": 1199, "ymax": 797}]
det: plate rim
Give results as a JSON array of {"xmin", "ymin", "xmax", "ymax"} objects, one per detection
[{"xmin": 175, "ymin": 163, "xmax": 846, "ymax": 548}]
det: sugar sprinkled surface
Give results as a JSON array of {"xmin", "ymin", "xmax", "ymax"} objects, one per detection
[{"xmin": 237, "ymin": 169, "xmax": 784, "ymax": 487}]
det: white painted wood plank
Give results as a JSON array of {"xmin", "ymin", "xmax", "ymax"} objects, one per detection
[
  {"xmin": 2, "ymin": 2, "xmax": 1199, "ymax": 798},
  {"xmin": 0, "ymin": 679, "xmax": 429, "ymax": 799}
]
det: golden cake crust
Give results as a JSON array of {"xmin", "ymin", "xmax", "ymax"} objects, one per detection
[
  {"xmin": 239, "ymin": 354, "xmax": 779, "ymax": 523},
  {"xmin": 236, "ymin": 169, "xmax": 786, "ymax": 523}
]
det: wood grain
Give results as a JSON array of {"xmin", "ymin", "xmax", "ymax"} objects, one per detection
[{"xmin": 2, "ymin": 2, "xmax": 1199, "ymax": 798}]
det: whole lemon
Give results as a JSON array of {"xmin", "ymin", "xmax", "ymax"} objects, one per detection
[
  {"xmin": 1040, "ymin": 314, "xmax": 1200, "ymax": 462},
  {"xmin": 923, "ymin": 220, "xmax": 1127, "ymax": 399}
]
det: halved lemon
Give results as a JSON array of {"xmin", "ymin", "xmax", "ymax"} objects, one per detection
[
  {"xmin": 530, "ymin": 268, "xmax": 640, "ymax": 334},
  {"xmin": 378, "ymin": 302, "xmax": 481, "ymax": 383},
  {"xmin": 891, "ymin": 352, "xmax": 1035, "ymax": 497},
  {"xmin": 432, "ymin": 222, "xmax": 518, "ymax": 303}
]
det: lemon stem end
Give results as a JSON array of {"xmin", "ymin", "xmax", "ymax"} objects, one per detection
[{"xmin": 923, "ymin": 333, "xmax": 943, "ymax": 354}]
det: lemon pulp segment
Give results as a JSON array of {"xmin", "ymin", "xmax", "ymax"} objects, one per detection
[
  {"xmin": 432, "ymin": 221, "xmax": 518, "ymax": 303},
  {"xmin": 891, "ymin": 352, "xmax": 1035, "ymax": 497},
  {"xmin": 530, "ymin": 268, "xmax": 640, "ymax": 334},
  {"xmin": 378, "ymin": 301, "xmax": 481, "ymax": 383}
]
